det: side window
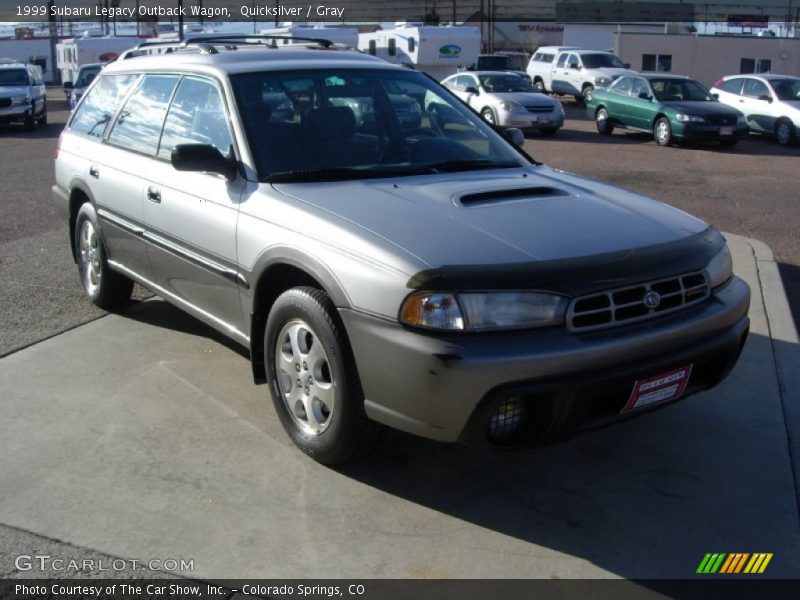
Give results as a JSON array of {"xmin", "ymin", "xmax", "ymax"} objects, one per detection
[
  {"xmin": 568, "ymin": 54, "xmax": 580, "ymax": 69},
  {"xmin": 158, "ymin": 77, "xmax": 233, "ymax": 160},
  {"xmin": 742, "ymin": 78, "xmax": 770, "ymax": 99},
  {"xmin": 107, "ymin": 74, "xmax": 179, "ymax": 155},
  {"xmin": 388, "ymin": 38, "xmax": 396, "ymax": 57},
  {"xmin": 611, "ymin": 77, "xmax": 632, "ymax": 95},
  {"xmin": 368, "ymin": 40, "xmax": 376, "ymax": 56},
  {"xmin": 718, "ymin": 78, "xmax": 743, "ymax": 95},
  {"xmin": 555, "ymin": 53, "xmax": 567, "ymax": 68},
  {"xmin": 69, "ymin": 74, "xmax": 139, "ymax": 138},
  {"xmin": 630, "ymin": 77, "xmax": 649, "ymax": 97}
]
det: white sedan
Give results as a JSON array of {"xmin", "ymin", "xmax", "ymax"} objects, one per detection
[
  {"xmin": 441, "ymin": 70, "xmax": 565, "ymax": 135},
  {"xmin": 711, "ymin": 74, "xmax": 800, "ymax": 146}
]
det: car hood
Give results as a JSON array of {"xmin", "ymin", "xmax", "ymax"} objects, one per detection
[
  {"xmin": 488, "ymin": 91, "xmax": 556, "ymax": 106},
  {"xmin": 272, "ymin": 165, "xmax": 708, "ymax": 271},
  {"xmin": 663, "ymin": 101, "xmax": 742, "ymax": 117},
  {"xmin": 0, "ymin": 86, "xmax": 30, "ymax": 98},
  {"xmin": 589, "ymin": 67, "xmax": 635, "ymax": 79}
]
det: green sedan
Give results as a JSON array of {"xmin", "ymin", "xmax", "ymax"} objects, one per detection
[{"xmin": 586, "ymin": 73, "xmax": 749, "ymax": 146}]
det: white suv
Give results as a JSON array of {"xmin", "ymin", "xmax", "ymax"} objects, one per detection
[
  {"xmin": 711, "ymin": 74, "xmax": 800, "ymax": 145},
  {"xmin": 0, "ymin": 61, "xmax": 47, "ymax": 130}
]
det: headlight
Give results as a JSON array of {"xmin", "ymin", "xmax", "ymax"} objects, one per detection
[
  {"xmin": 594, "ymin": 77, "xmax": 611, "ymax": 87},
  {"xmin": 11, "ymin": 95, "xmax": 29, "ymax": 105},
  {"xmin": 357, "ymin": 102, "xmax": 374, "ymax": 113},
  {"xmin": 704, "ymin": 246, "xmax": 733, "ymax": 289},
  {"xmin": 675, "ymin": 114, "xmax": 706, "ymax": 123},
  {"xmin": 400, "ymin": 291, "xmax": 567, "ymax": 331}
]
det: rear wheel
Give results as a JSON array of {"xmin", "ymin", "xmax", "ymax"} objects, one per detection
[
  {"xmin": 596, "ymin": 108, "xmax": 614, "ymax": 135},
  {"xmin": 654, "ymin": 118, "xmax": 673, "ymax": 146},
  {"xmin": 775, "ymin": 118, "xmax": 796, "ymax": 146},
  {"xmin": 533, "ymin": 79, "xmax": 545, "ymax": 93},
  {"xmin": 74, "ymin": 203, "xmax": 133, "ymax": 309},
  {"xmin": 265, "ymin": 287, "xmax": 381, "ymax": 464}
]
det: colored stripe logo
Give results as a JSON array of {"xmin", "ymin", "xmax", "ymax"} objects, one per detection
[{"xmin": 697, "ymin": 553, "xmax": 772, "ymax": 574}]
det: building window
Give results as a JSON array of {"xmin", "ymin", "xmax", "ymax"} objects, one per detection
[
  {"xmin": 368, "ymin": 40, "xmax": 376, "ymax": 56},
  {"xmin": 408, "ymin": 37, "xmax": 415, "ymax": 53},
  {"xmin": 740, "ymin": 58, "xmax": 772, "ymax": 73},
  {"xmin": 388, "ymin": 38, "xmax": 396, "ymax": 57},
  {"xmin": 642, "ymin": 54, "xmax": 672, "ymax": 72}
]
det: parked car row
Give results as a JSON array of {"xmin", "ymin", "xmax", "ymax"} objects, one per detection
[{"xmin": 0, "ymin": 60, "xmax": 47, "ymax": 130}]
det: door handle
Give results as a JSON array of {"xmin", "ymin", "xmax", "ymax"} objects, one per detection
[
  {"xmin": 147, "ymin": 186, "xmax": 161, "ymax": 203},
  {"xmin": 89, "ymin": 166, "xmax": 99, "ymax": 179}
]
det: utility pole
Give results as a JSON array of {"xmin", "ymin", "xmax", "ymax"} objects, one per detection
[
  {"xmin": 47, "ymin": 0, "xmax": 58, "ymax": 84},
  {"xmin": 178, "ymin": 0, "xmax": 184, "ymax": 41}
]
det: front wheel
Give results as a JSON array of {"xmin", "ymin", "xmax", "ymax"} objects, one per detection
[
  {"xmin": 74, "ymin": 203, "xmax": 133, "ymax": 309},
  {"xmin": 654, "ymin": 117, "xmax": 673, "ymax": 146},
  {"xmin": 582, "ymin": 85, "xmax": 595, "ymax": 103},
  {"xmin": 775, "ymin": 119, "xmax": 796, "ymax": 146},
  {"xmin": 481, "ymin": 107, "xmax": 496, "ymax": 125},
  {"xmin": 23, "ymin": 107, "xmax": 36, "ymax": 131},
  {"xmin": 533, "ymin": 79, "xmax": 545, "ymax": 93},
  {"xmin": 265, "ymin": 287, "xmax": 381, "ymax": 464},
  {"xmin": 596, "ymin": 108, "xmax": 614, "ymax": 135},
  {"xmin": 39, "ymin": 101, "xmax": 47, "ymax": 125}
]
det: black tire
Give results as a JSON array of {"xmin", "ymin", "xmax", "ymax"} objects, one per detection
[
  {"xmin": 23, "ymin": 107, "xmax": 35, "ymax": 131},
  {"xmin": 596, "ymin": 108, "xmax": 614, "ymax": 135},
  {"xmin": 265, "ymin": 287, "xmax": 381, "ymax": 464},
  {"xmin": 654, "ymin": 117, "xmax": 673, "ymax": 146},
  {"xmin": 74, "ymin": 203, "xmax": 133, "ymax": 310},
  {"xmin": 539, "ymin": 127, "xmax": 559, "ymax": 136},
  {"xmin": 775, "ymin": 118, "xmax": 796, "ymax": 146},
  {"xmin": 480, "ymin": 107, "xmax": 496, "ymax": 125}
]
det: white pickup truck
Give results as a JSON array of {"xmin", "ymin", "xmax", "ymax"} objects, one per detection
[{"xmin": 526, "ymin": 46, "xmax": 635, "ymax": 103}]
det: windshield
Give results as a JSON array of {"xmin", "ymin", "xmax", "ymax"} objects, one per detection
[
  {"xmin": 76, "ymin": 66, "xmax": 102, "ymax": 88},
  {"xmin": 477, "ymin": 56, "xmax": 515, "ymax": 70},
  {"xmin": 478, "ymin": 74, "xmax": 535, "ymax": 93},
  {"xmin": 232, "ymin": 69, "xmax": 528, "ymax": 182},
  {"xmin": 581, "ymin": 54, "xmax": 626, "ymax": 69},
  {"xmin": 0, "ymin": 69, "xmax": 29, "ymax": 86},
  {"xmin": 650, "ymin": 78, "xmax": 714, "ymax": 102},
  {"xmin": 771, "ymin": 79, "xmax": 800, "ymax": 101}
]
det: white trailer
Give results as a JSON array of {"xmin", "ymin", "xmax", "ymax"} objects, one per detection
[
  {"xmin": 56, "ymin": 36, "xmax": 142, "ymax": 86},
  {"xmin": 260, "ymin": 25, "xmax": 359, "ymax": 48},
  {"xmin": 358, "ymin": 25, "xmax": 481, "ymax": 80}
]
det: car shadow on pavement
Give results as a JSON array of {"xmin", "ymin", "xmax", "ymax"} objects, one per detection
[
  {"xmin": 0, "ymin": 121, "xmax": 64, "ymax": 140},
  {"xmin": 779, "ymin": 263, "xmax": 800, "ymax": 332}
]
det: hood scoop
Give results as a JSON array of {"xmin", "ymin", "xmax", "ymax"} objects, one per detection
[{"xmin": 457, "ymin": 186, "xmax": 569, "ymax": 207}]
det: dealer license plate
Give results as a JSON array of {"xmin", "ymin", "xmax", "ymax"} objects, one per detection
[
  {"xmin": 620, "ymin": 364, "xmax": 693, "ymax": 414},
  {"xmin": 536, "ymin": 117, "xmax": 551, "ymax": 124},
  {"xmin": 719, "ymin": 126, "xmax": 734, "ymax": 136}
]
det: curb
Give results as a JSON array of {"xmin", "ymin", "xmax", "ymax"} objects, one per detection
[{"xmin": 727, "ymin": 232, "xmax": 800, "ymax": 530}]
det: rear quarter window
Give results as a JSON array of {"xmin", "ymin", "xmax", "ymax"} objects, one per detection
[{"xmin": 69, "ymin": 74, "xmax": 139, "ymax": 138}]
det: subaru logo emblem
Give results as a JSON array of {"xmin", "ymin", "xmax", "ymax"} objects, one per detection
[{"xmin": 643, "ymin": 291, "xmax": 661, "ymax": 309}]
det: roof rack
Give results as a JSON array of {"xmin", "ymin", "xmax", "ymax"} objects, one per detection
[{"xmin": 121, "ymin": 34, "xmax": 336, "ymax": 60}]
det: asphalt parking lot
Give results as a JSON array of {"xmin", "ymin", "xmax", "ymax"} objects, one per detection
[{"xmin": 0, "ymin": 92, "xmax": 799, "ymax": 581}]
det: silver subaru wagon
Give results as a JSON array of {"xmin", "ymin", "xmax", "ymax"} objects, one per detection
[{"xmin": 52, "ymin": 37, "xmax": 750, "ymax": 464}]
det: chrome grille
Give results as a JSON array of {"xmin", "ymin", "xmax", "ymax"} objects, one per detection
[{"xmin": 568, "ymin": 271, "xmax": 709, "ymax": 332}]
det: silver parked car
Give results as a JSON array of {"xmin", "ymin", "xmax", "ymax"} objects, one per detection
[
  {"xmin": 0, "ymin": 61, "xmax": 47, "ymax": 129},
  {"xmin": 441, "ymin": 70, "xmax": 564, "ymax": 135},
  {"xmin": 53, "ymin": 37, "xmax": 750, "ymax": 464}
]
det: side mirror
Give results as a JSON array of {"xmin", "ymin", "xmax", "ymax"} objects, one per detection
[
  {"xmin": 505, "ymin": 127, "xmax": 525, "ymax": 146},
  {"xmin": 758, "ymin": 94, "xmax": 773, "ymax": 103},
  {"xmin": 171, "ymin": 144, "xmax": 238, "ymax": 181},
  {"xmin": 465, "ymin": 86, "xmax": 479, "ymax": 95},
  {"xmin": 570, "ymin": 63, "xmax": 580, "ymax": 70},
  {"xmin": 63, "ymin": 81, "xmax": 73, "ymax": 91},
  {"xmin": 638, "ymin": 92, "xmax": 652, "ymax": 101}
]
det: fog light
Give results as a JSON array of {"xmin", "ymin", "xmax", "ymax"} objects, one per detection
[{"xmin": 488, "ymin": 397, "xmax": 528, "ymax": 442}]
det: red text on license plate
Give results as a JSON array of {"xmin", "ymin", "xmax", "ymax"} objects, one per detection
[{"xmin": 621, "ymin": 364, "xmax": 693, "ymax": 413}]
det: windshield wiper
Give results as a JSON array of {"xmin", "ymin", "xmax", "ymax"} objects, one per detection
[
  {"xmin": 424, "ymin": 159, "xmax": 521, "ymax": 173},
  {"xmin": 267, "ymin": 165, "xmax": 430, "ymax": 183}
]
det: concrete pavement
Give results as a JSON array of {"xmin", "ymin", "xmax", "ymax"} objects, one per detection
[{"xmin": 0, "ymin": 234, "xmax": 798, "ymax": 580}]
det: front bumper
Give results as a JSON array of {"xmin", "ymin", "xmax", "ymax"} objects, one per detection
[
  {"xmin": 340, "ymin": 276, "xmax": 750, "ymax": 445},
  {"xmin": 674, "ymin": 122, "xmax": 749, "ymax": 142},
  {"xmin": 498, "ymin": 109, "xmax": 564, "ymax": 130},
  {"xmin": 0, "ymin": 105, "xmax": 29, "ymax": 123}
]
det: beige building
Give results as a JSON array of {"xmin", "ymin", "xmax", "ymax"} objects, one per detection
[{"xmin": 615, "ymin": 32, "xmax": 800, "ymax": 86}]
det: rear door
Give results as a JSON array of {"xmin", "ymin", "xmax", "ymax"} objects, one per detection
[
  {"xmin": 740, "ymin": 78, "xmax": 775, "ymax": 132},
  {"xmin": 550, "ymin": 53, "xmax": 570, "ymax": 95},
  {"xmin": 604, "ymin": 76, "xmax": 633, "ymax": 124},
  {"xmin": 627, "ymin": 76, "xmax": 657, "ymax": 130},
  {"xmin": 141, "ymin": 75, "xmax": 246, "ymax": 338}
]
